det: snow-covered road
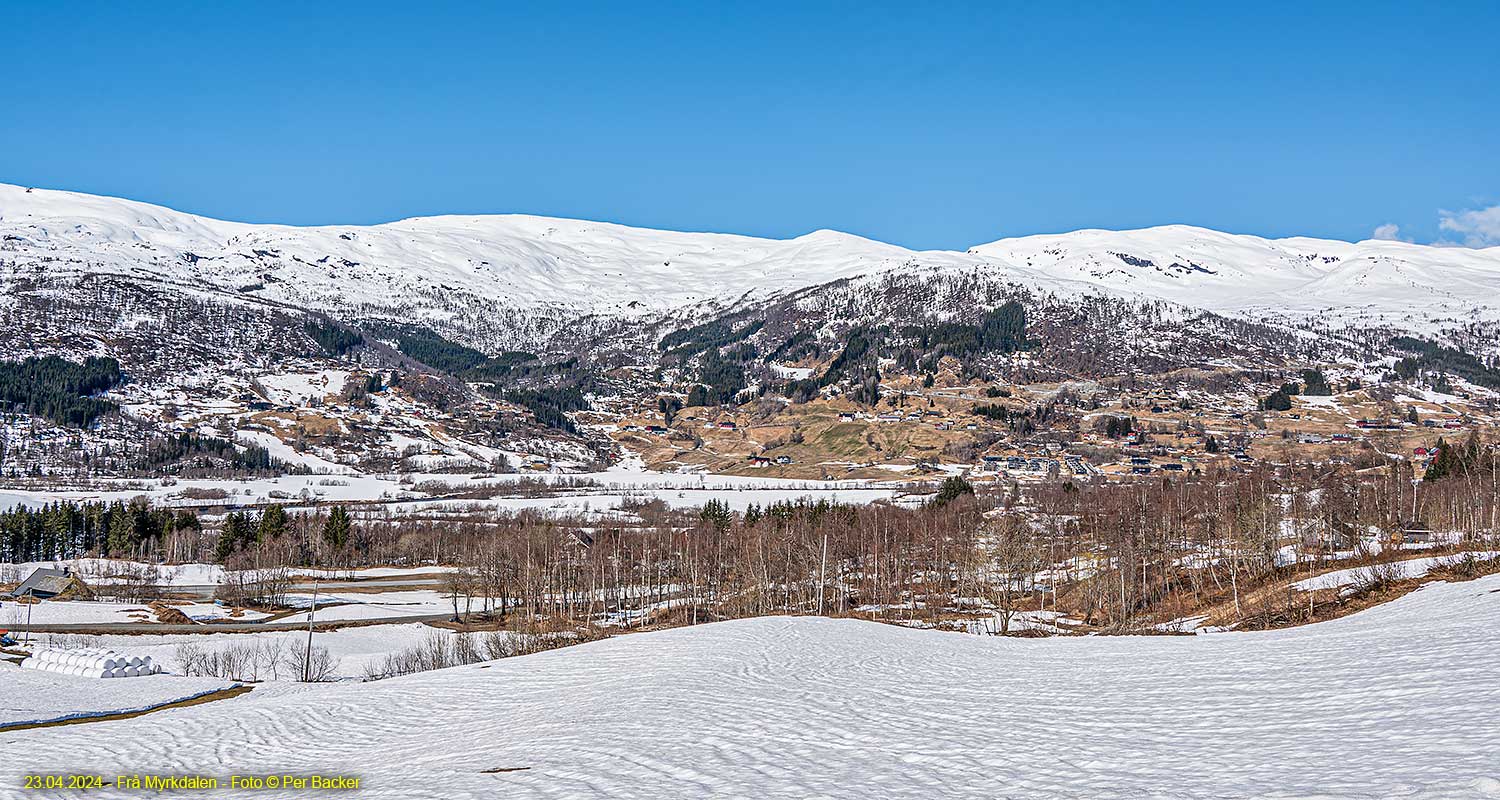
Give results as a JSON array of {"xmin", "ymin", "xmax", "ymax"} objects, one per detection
[{"xmin": 4, "ymin": 576, "xmax": 1498, "ymax": 799}]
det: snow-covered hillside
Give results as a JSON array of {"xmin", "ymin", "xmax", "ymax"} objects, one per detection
[
  {"xmin": 4, "ymin": 183, "xmax": 1498, "ymax": 333},
  {"xmin": 0, "ymin": 184, "xmax": 941, "ymax": 319},
  {"xmin": 7, "ymin": 576, "xmax": 1498, "ymax": 799},
  {"xmin": 971, "ymin": 225, "xmax": 1500, "ymax": 329}
]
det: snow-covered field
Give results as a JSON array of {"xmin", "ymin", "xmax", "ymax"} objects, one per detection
[
  {"xmin": 0, "ymin": 665, "xmax": 234, "ymax": 728},
  {"xmin": 5, "ymin": 558, "xmax": 456, "ymax": 587},
  {"xmin": 0, "ymin": 469, "xmax": 901, "ymax": 515},
  {"xmin": 5, "ymin": 575, "xmax": 1498, "ymax": 799},
  {"xmin": 2, "ymin": 600, "xmax": 156, "ymax": 627},
  {"xmin": 1, "ymin": 598, "xmax": 271, "ymax": 626},
  {"xmin": 19, "ymin": 623, "xmax": 454, "ymax": 681},
  {"xmin": 277, "ymin": 590, "xmax": 465, "ymax": 623},
  {"xmin": 1291, "ymin": 552, "xmax": 1500, "ymax": 592}
]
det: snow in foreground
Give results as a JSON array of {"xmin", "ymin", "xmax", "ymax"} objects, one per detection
[
  {"xmin": 0, "ymin": 666, "xmax": 234, "ymax": 728},
  {"xmin": 5, "ymin": 577, "xmax": 1500, "ymax": 799}
]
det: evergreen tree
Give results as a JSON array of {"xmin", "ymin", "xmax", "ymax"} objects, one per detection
[
  {"xmin": 215, "ymin": 512, "xmax": 252, "ymax": 563},
  {"xmin": 106, "ymin": 504, "xmax": 134, "ymax": 557},
  {"xmin": 1262, "ymin": 388, "xmax": 1293, "ymax": 411},
  {"xmin": 258, "ymin": 504, "xmax": 288, "ymax": 542},
  {"xmin": 323, "ymin": 505, "xmax": 352, "ymax": 549},
  {"xmin": 931, "ymin": 475, "xmax": 975, "ymax": 508},
  {"xmin": 699, "ymin": 499, "xmax": 733, "ymax": 531},
  {"xmin": 657, "ymin": 396, "xmax": 683, "ymax": 426},
  {"xmin": 1301, "ymin": 369, "xmax": 1332, "ymax": 396}
]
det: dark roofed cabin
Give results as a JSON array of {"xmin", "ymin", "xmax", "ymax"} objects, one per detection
[{"xmin": 6, "ymin": 567, "xmax": 88, "ymax": 600}]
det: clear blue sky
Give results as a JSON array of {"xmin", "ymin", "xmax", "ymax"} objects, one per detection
[{"xmin": 4, "ymin": 1, "xmax": 1497, "ymax": 248}]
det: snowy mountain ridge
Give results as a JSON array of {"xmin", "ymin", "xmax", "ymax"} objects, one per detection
[{"xmin": 3, "ymin": 182, "xmax": 1498, "ymax": 334}]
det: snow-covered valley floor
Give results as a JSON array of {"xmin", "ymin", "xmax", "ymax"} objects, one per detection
[{"xmin": 4, "ymin": 576, "xmax": 1499, "ymax": 799}]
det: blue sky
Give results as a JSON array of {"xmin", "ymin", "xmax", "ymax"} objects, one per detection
[{"xmin": 4, "ymin": 1, "xmax": 1497, "ymax": 248}]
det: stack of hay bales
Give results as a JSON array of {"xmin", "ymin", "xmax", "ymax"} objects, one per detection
[{"xmin": 19, "ymin": 647, "xmax": 163, "ymax": 678}]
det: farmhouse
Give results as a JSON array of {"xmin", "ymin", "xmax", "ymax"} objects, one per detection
[{"xmin": 5, "ymin": 567, "xmax": 90, "ymax": 600}]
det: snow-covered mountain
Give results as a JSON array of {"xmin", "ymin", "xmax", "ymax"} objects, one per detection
[
  {"xmin": 0, "ymin": 184, "xmax": 943, "ymax": 320},
  {"xmin": 4, "ymin": 182, "xmax": 1498, "ymax": 338},
  {"xmin": 970, "ymin": 226, "xmax": 1500, "ymax": 330}
]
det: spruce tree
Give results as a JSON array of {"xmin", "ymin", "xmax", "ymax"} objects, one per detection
[
  {"xmin": 215, "ymin": 512, "xmax": 249, "ymax": 563},
  {"xmin": 106, "ymin": 505, "xmax": 134, "ymax": 557},
  {"xmin": 258, "ymin": 504, "xmax": 288, "ymax": 542},
  {"xmin": 323, "ymin": 505, "xmax": 351, "ymax": 549}
]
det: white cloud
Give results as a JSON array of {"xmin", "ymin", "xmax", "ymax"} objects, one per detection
[
  {"xmin": 1437, "ymin": 204, "xmax": 1500, "ymax": 248},
  {"xmin": 1371, "ymin": 223, "xmax": 1407, "ymax": 241}
]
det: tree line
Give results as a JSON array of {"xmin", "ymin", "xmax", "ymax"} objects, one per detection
[{"xmin": 7, "ymin": 443, "xmax": 1496, "ymax": 631}]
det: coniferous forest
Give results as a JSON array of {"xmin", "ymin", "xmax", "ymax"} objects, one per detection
[{"xmin": 0, "ymin": 356, "xmax": 121, "ymax": 427}]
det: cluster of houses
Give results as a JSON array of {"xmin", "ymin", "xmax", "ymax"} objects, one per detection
[
  {"xmin": 746, "ymin": 454, "xmax": 795, "ymax": 468},
  {"xmin": 1297, "ymin": 433, "xmax": 1359, "ymax": 444},
  {"xmin": 836, "ymin": 409, "xmax": 980, "ymax": 431}
]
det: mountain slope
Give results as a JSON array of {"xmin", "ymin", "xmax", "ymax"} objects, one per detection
[
  {"xmin": 969, "ymin": 224, "xmax": 1500, "ymax": 329},
  {"xmin": 5, "ymin": 183, "xmax": 1499, "ymax": 338},
  {"xmin": 0, "ymin": 184, "xmax": 944, "ymax": 319}
]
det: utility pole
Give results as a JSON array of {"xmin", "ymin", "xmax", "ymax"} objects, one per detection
[
  {"xmin": 23, "ymin": 589, "xmax": 33, "ymax": 646},
  {"xmin": 302, "ymin": 580, "xmax": 318, "ymax": 682},
  {"xmin": 817, "ymin": 531, "xmax": 829, "ymax": 615}
]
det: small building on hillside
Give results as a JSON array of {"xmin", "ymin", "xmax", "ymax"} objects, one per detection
[
  {"xmin": 1400, "ymin": 529, "xmax": 1435, "ymax": 546},
  {"xmin": 6, "ymin": 567, "xmax": 90, "ymax": 600}
]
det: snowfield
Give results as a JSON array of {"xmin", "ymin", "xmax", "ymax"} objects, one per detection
[
  {"xmin": 0, "ymin": 665, "xmax": 235, "ymax": 728},
  {"xmin": 4, "ymin": 183, "xmax": 1497, "ymax": 332},
  {"xmin": 1290, "ymin": 552, "xmax": 1500, "ymax": 592},
  {"xmin": 0, "ymin": 470, "xmax": 900, "ymax": 518},
  {"xmin": 20, "ymin": 623, "xmax": 462, "ymax": 681},
  {"xmin": 4, "ymin": 575, "xmax": 1498, "ymax": 799}
]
